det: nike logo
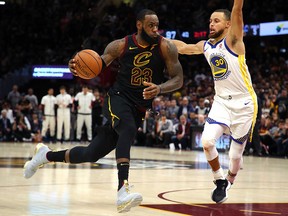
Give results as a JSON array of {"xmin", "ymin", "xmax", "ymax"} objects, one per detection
[
  {"xmin": 129, "ymin": 46, "xmax": 138, "ymax": 50},
  {"xmin": 244, "ymin": 101, "xmax": 250, "ymax": 105}
]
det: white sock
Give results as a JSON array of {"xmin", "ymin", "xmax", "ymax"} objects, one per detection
[{"xmin": 212, "ymin": 167, "xmax": 225, "ymax": 180}]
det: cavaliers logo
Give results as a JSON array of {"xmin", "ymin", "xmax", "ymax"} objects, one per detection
[
  {"xmin": 210, "ymin": 55, "xmax": 230, "ymax": 80},
  {"xmin": 134, "ymin": 51, "xmax": 152, "ymax": 67}
]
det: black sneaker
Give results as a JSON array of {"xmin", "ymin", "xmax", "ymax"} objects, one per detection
[{"xmin": 211, "ymin": 179, "xmax": 231, "ymax": 203}]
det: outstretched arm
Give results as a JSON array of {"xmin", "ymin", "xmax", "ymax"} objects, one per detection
[
  {"xmin": 226, "ymin": 0, "xmax": 245, "ymax": 54},
  {"xmin": 171, "ymin": 40, "xmax": 205, "ymax": 55},
  {"xmin": 143, "ymin": 38, "xmax": 183, "ymax": 99}
]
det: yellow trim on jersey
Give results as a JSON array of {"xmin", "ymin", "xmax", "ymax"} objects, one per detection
[
  {"xmin": 238, "ymin": 54, "xmax": 258, "ymax": 141},
  {"xmin": 107, "ymin": 93, "xmax": 120, "ymax": 127}
]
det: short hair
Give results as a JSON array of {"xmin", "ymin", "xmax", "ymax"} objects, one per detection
[
  {"xmin": 136, "ymin": 9, "xmax": 156, "ymax": 22},
  {"xmin": 60, "ymin": 85, "xmax": 66, "ymax": 90},
  {"xmin": 214, "ymin": 9, "xmax": 231, "ymax": 21}
]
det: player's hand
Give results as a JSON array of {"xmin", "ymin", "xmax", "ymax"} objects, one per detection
[
  {"xmin": 143, "ymin": 81, "xmax": 160, "ymax": 100},
  {"xmin": 68, "ymin": 59, "xmax": 78, "ymax": 76}
]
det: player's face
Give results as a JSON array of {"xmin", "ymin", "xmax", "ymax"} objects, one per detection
[
  {"xmin": 209, "ymin": 12, "xmax": 229, "ymax": 39},
  {"xmin": 140, "ymin": 15, "xmax": 160, "ymax": 45}
]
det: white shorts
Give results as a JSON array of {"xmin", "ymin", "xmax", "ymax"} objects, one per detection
[{"xmin": 206, "ymin": 92, "xmax": 257, "ymax": 144}]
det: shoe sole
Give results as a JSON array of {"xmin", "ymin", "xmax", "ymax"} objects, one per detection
[
  {"xmin": 117, "ymin": 196, "xmax": 143, "ymax": 213},
  {"xmin": 211, "ymin": 181, "xmax": 231, "ymax": 204}
]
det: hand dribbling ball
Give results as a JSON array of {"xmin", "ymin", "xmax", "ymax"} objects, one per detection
[{"xmin": 73, "ymin": 49, "xmax": 102, "ymax": 79}]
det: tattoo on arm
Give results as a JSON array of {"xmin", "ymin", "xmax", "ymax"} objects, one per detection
[
  {"xmin": 160, "ymin": 40, "xmax": 183, "ymax": 94},
  {"xmin": 101, "ymin": 39, "xmax": 125, "ymax": 66}
]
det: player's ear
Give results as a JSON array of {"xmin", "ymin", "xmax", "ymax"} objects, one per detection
[
  {"xmin": 136, "ymin": 20, "xmax": 142, "ymax": 30},
  {"xmin": 226, "ymin": 21, "xmax": 231, "ymax": 29}
]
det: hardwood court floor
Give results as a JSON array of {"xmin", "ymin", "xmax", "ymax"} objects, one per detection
[{"xmin": 1, "ymin": 142, "xmax": 288, "ymax": 216}]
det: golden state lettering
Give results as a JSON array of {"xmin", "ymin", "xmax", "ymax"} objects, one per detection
[{"xmin": 133, "ymin": 51, "xmax": 152, "ymax": 67}]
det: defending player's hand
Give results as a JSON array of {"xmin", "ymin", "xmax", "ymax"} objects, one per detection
[
  {"xmin": 143, "ymin": 81, "xmax": 160, "ymax": 100},
  {"xmin": 68, "ymin": 59, "xmax": 78, "ymax": 76}
]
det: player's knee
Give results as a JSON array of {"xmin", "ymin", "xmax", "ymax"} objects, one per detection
[
  {"xmin": 229, "ymin": 144, "xmax": 244, "ymax": 160},
  {"xmin": 201, "ymin": 138, "xmax": 215, "ymax": 151}
]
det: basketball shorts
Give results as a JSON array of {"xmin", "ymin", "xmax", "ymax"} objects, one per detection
[
  {"xmin": 206, "ymin": 93, "xmax": 257, "ymax": 144},
  {"xmin": 102, "ymin": 89, "xmax": 146, "ymax": 130}
]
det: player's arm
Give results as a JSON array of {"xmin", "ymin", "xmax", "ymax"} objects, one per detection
[
  {"xmin": 101, "ymin": 38, "xmax": 125, "ymax": 66},
  {"xmin": 171, "ymin": 39, "xmax": 205, "ymax": 55},
  {"xmin": 143, "ymin": 38, "xmax": 183, "ymax": 100},
  {"xmin": 226, "ymin": 0, "xmax": 245, "ymax": 54},
  {"xmin": 68, "ymin": 38, "xmax": 125, "ymax": 74}
]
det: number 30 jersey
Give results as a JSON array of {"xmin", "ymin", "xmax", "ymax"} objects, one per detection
[
  {"xmin": 113, "ymin": 33, "xmax": 165, "ymax": 109},
  {"xmin": 203, "ymin": 38, "xmax": 255, "ymax": 98}
]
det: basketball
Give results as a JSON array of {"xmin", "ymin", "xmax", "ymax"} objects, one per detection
[{"xmin": 73, "ymin": 49, "xmax": 102, "ymax": 79}]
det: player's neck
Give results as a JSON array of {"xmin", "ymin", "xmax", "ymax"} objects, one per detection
[
  {"xmin": 209, "ymin": 35, "xmax": 225, "ymax": 44},
  {"xmin": 135, "ymin": 34, "xmax": 149, "ymax": 48}
]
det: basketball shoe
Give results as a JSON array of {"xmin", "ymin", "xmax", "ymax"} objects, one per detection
[
  {"xmin": 117, "ymin": 180, "xmax": 143, "ymax": 213},
  {"xmin": 23, "ymin": 143, "xmax": 50, "ymax": 179},
  {"xmin": 211, "ymin": 179, "xmax": 231, "ymax": 203}
]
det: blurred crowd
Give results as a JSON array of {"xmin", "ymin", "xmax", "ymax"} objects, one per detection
[{"xmin": 0, "ymin": 0, "xmax": 288, "ymax": 158}]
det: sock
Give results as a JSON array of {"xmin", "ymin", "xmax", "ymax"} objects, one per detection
[
  {"xmin": 46, "ymin": 150, "xmax": 67, "ymax": 162},
  {"xmin": 212, "ymin": 167, "xmax": 225, "ymax": 180},
  {"xmin": 226, "ymin": 170, "xmax": 237, "ymax": 184},
  {"xmin": 117, "ymin": 162, "xmax": 129, "ymax": 190}
]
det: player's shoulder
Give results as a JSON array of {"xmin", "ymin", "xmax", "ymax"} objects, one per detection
[{"xmin": 160, "ymin": 37, "xmax": 178, "ymax": 54}]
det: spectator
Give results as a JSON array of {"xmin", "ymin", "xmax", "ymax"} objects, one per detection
[
  {"xmin": 171, "ymin": 115, "xmax": 191, "ymax": 150},
  {"xmin": 136, "ymin": 111, "xmax": 156, "ymax": 147},
  {"xmin": 274, "ymin": 89, "xmax": 288, "ymax": 120},
  {"xmin": 92, "ymin": 88, "xmax": 104, "ymax": 137},
  {"xmin": 259, "ymin": 116, "xmax": 277, "ymax": 155},
  {"xmin": 24, "ymin": 88, "xmax": 38, "ymax": 110},
  {"xmin": 166, "ymin": 99, "xmax": 179, "ymax": 118},
  {"xmin": 0, "ymin": 109, "xmax": 13, "ymax": 141},
  {"xmin": 156, "ymin": 113, "xmax": 174, "ymax": 148},
  {"xmin": 177, "ymin": 96, "xmax": 194, "ymax": 119},
  {"xmin": 7, "ymin": 85, "xmax": 21, "ymax": 110},
  {"xmin": 56, "ymin": 86, "xmax": 72, "ymax": 142},
  {"xmin": 41, "ymin": 88, "xmax": 57, "ymax": 142},
  {"xmin": 1, "ymin": 102, "xmax": 14, "ymax": 124},
  {"xmin": 30, "ymin": 113, "xmax": 42, "ymax": 142},
  {"xmin": 74, "ymin": 85, "xmax": 95, "ymax": 142},
  {"xmin": 194, "ymin": 98, "xmax": 210, "ymax": 119},
  {"xmin": 12, "ymin": 113, "xmax": 32, "ymax": 142}
]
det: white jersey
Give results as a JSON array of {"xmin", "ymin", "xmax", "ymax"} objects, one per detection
[
  {"xmin": 203, "ymin": 38, "xmax": 255, "ymax": 99},
  {"xmin": 75, "ymin": 92, "xmax": 95, "ymax": 114},
  {"xmin": 56, "ymin": 93, "xmax": 72, "ymax": 109},
  {"xmin": 41, "ymin": 95, "xmax": 56, "ymax": 116}
]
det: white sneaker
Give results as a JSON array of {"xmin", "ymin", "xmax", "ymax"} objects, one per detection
[
  {"xmin": 117, "ymin": 180, "xmax": 143, "ymax": 213},
  {"xmin": 23, "ymin": 143, "xmax": 50, "ymax": 179}
]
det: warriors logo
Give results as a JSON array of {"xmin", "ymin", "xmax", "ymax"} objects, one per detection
[{"xmin": 210, "ymin": 55, "xmax": 230, "ymax": 80}]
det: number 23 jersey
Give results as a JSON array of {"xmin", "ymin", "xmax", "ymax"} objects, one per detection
[{"xmin": 113, "ymin": 33, "xmax": 165, "ymax": 109}]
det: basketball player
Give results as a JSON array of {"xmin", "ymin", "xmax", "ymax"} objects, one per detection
[
  {"xmin": 172, "ymin": 0, "xmax": 257, "ymax": 203},
  {"xmin": 56, "ymin": 86, "xmax": 72, "ymax": 142},
  {"xmin": 74, "ymin": 85, "xmax": 95, "ymax": 142},
  {"xmin": 40, "ymin": 88, "xmax": 57, "ymax": 142},
  {"xmin": 24, "ymin": 9, "xmax": 183, "ymax": 213}
]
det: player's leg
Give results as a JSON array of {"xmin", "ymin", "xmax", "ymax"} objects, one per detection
[
  {"xmin": 50, "ymin": 116, "xmax": 56, "ymax": 138},
  {"xmin": 85, "ymin": 114, "xmax": 92, "ymax": 141},
  {"xmin": 76, "ymin": 114, "xmax": 84, "ymax": 140},
  {"xmin": 56, "ymin": 112, "xmax": 63, "ymax": 140},
  {"xmin": 64, "ymin": 111, "xmax": 71, "ymax": 141},
  {"xmin": 104, "ymin": 92, "xmax": 143, "ymax": 213},
  {"xmin": 23, "ymin": 125, "xmax": 118, "ymax": 178},
  {"xmin": 41, "ymin": 117, "xmax": 48, "ymax": 137},
  {"xmin": 227, "ymin": 140, "xmax": 246, "ymax": 184},
  {"xmin": 201, "ymin": 122, "xmax": 231, "ymax": 203}
]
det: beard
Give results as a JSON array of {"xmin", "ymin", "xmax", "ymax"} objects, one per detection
[
  {"xmin": 208, "ymin": 28, "xmax": 224, "ymax": 39},
  {"xmin": 141, "ymin": 27, "xmax": 159, "ymax": 45}
]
